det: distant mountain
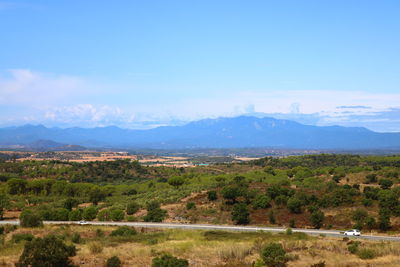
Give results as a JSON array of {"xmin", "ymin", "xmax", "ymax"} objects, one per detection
[{"xmin": 0, "ymin": 116, "xmax": 399, "ymax": 150}]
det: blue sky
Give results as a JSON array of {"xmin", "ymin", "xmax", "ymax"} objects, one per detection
[{"xmin": 1, "ymin": 0, "xmax": 400, "ymax": 131}]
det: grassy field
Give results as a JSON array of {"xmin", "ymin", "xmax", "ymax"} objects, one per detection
[{"xmin": 1, "ymin": 225, "xmax": 400, "ymax": 266}]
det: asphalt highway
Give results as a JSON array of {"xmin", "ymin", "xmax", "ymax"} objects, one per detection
[{"xmin": 1, "ymin": 220, "xmax": 399, "ymax": 242}]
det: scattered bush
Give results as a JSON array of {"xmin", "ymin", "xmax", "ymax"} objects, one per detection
[
  {"xmin": 71, "ymin": 233, "xmax": 81, "ymax": 244},
  {"xmin": 357, "ymin": 248, "xmax": 376, "ymax": 259},
  {"xmin": 106, "ymin": 256, "xmax": 122, "ymax": 267},
  {"xmin": 19, "ymin": 210, "xmax": 43, "ymax": 228},
  {"xmin": 12, "ymin": 233, "xmax": 34, "ymax": 243},
  {"xmin": 88, "ymin": 242, "xmax": 103, "ymax": 254},
  {"xmin": 252, "ymin": 195, "xmax": 271, "ymax": 209},
  {"xmin": 110, "ymin": 226, "xmax": 137, "ymax": 237},
  {"xmin": 186, "ymin": 202, "xmax": 196, "ymax": 210},
  {"xmin": 152, "ymin": 254, "xmax": 189, "ymax": 267},
  {"xmin": 126, "ymin": 202, "xmax": 140, "ymax": 215},
  {"xmin": 207, "ymin": 190, "xmax": 217, "ymax": 201},
  {"xmin": 16, "ymin": 235, "xmax": 76, "ymax": 267},
  {"xmin": 231, "ymin": 203, "xmax": 250, "ymax": 225},
  {"xmin": 260, "ymin": 243, "xmax": 288, "ymax": 267}
]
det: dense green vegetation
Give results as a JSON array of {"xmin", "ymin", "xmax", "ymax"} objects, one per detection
[{"xmin": 1, "ymin": 154, "xmax": 400, "ymax": 232}]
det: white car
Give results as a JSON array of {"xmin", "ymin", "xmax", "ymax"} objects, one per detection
[
  {"xmin": 78, "ymin": 220, "xmax": 88, "ymax": 225},
  {"xmin": 344, "ymin": 229, "xmax": 361, "ymax": 236}
]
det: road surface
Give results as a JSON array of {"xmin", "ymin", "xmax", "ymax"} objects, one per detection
[{"xmin": 1, "ymin": 220, "xmax": 399, "ymax": 242}]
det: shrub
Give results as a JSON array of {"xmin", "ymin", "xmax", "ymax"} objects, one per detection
[
  {"xmin": 362, "ymin": 198, "xmax": 373, "ymax": 207},
  {"xmin": 357, "ymin": 248, "xmax": 376, "ymax": 259},
  {"xmin": 168, "ymin": 176, "xmax": 185, "ymax": 187},
  {"xmin": 110, "ymin": 226, "xmax": 137, "ymax": 237},
  {"xmin": 289, "ymin": 218, "xmax": 296, "ymax": 228},
  {"xmin": 231, "ymin": 203, "xmax": 250, "ymax": 225},
  {"xmin": 16, "ymin": 235, "xmax": 76, "ymax": 267},
  {"xmin": 207, "ymin": 190, "xmax": 217, "ymax": 201},
  {"xmin": 71, "ymin": 233, "xmax": 81, "ymax": 244},
  {"xmin": 126, "ymin": 202, "xmax": 140, "ymax": 215},
  {"xmin": 97, "ymin": 209, "xmax": 112, "ymax": 221},
  {"xmin": 268, "ymin": 210, "xmax": 276, "ymax": 224},
  {"xmin": 106, "ymin": 256, "xmax": 122, "ymax": 267},
  {"xmin": 19, "ymin": 210, "xmax": 43, "ymax": 228},
  {"xmin": 287, "ymin": 197, "xmax": 303, "ymax": 214},
  {"xmin": 310, "ymin": 261, "xmax": 326, "ymax": 267},
  {"xmin": 379, "ymin": 179, "xmax": 393, "ymax": 189},
  {"xmin": 96, "ymin": 228, "xmax": 104, "ymax": 237},
  {"xmin": 82, "ymin": 206, "xmax": 98, "ymax": 221},
  {"xmin": 68, "ymin": 209, "xmax": 82, "ymax": 221},
  {"xmin": 186, "ymin": 202, "xmax": 196, "ymax": 210},
  {"xmin": 152, "ymin": 254, "xmax": 189, "ymax": 267},
  {"xmin": 110, "ymin": 209, "xmax": 125, "ymax": 221},
  {"xmin": 365, "ymin": 174, "xmax": 377, "ymax": 184},
  {"xmin": 12, "ymin": 233, "xmax": 34, "ymax": 243},
  {"xmin": 286, "ymin": 228, "xmax": 293, "ymax": 235},
  {"xmin": 365, "ymin": 217, "xmax": 376, "ymax": 229},
  {"xmin": 347, "ymin": 242, "xmax": 360, "ymax": 254},
  {"xmin": 88, "ymin": 242, "xmax": 103, "ymax": 254},
  {"xmin": 144, "ymin": 202, "xmax": 167, "ymax": 222},
  {"xmin": 310, "ymin": 210, "xmax": 325, "ymax": 229},
  {"xmin": 260, "ymin": 243, "xmax": 288, "ymax": 267},
  {"xmin": 253, "ymin": 195, "xmax": 271, "ymax": 209}
]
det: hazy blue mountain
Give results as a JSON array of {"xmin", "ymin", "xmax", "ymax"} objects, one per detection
[{"xmin": 0, "ymin": 116, "xmax": 399, "ymax": 149}]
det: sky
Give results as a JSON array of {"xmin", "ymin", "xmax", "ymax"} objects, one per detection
[{"xmin": 1, "ymin": 0, "xmax": 400, "ymax": 131}]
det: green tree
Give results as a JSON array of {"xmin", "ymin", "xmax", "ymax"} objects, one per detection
[
  {"xmin": 16, "ymin": 235, "xmax": 76, "ymax": 267},
  {"xmin": 19, "ymin": 210, "xmax": 42, "ymax": 228},
  {"xmin": 63, "ymin": 198, "xmax": 79, "ymax": 211},
  {"xmin": 89, "ymin": 187, "xmax": 106, "ymax": 205},
  {"xmin": 352, "ymin": 209, "xmax": 368, "ymax": 224},
  {"xmin": 144, "ymin": 201, "xmax": 167, "ymax": 222},
  {"xmin": 253, "ymin": 195, "xmax": 271, "ymax": 209},
  {"xmin": 378, "ymin": 208, "xmax": 391, "ymax": 231},
  {"xmin": 7, "ymin": 178, "xmax": 27, "ymax": 195},
  {"xmin": 379, "ymin": 179, "xmax": 393, "ymax": 190},
  {"xmin": 168, "ymin": 176, "xmax": 185, "ymax": 187},
  {"xmin": 152, "ymin": 254, "xmax": 188, "ymax": 267},
  {"xmin": 310, "ymin": 210, "xmax": 325, "ymax": 229},
  {"xmin": 82, "ymin": 206, "xmax": 98, "ymax": 221},
  {"xmin": 231, "ymin": 203, "xmax": 250, "ymax": 225},
  {"xmin": 110, "ymin": 209, "xmax": 125, "ymax": 221},
  {"xmin": 260, "ymin": 243, "xmax": 288, "ymax": 267},
  {"xmin": 221, "ymin": 186, "xmax": 241, "ymax": 204},
  {"xmin": 97, "ymin": 209, "xmax": 112, "ymax": 221},
  {"xmin": 68, "ymin": 209, "xmax": 82, "ymax": 221},
  {"xmin": 287, "ymin": 197, "xmax": 303, "ymax": 214}
]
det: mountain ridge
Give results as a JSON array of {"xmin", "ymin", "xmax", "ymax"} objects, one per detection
[{"xmin": 0, "ymin": 116, "xmax": 399, "ymax": 150}]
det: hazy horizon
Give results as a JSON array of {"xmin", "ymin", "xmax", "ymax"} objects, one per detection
[{"xmin": 1, "ymin": 1, "xmax": 400, "ymax": 132}]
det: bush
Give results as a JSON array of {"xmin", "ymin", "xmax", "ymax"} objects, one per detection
[
  {"xmin": 285, "ymin": 228, "xmax": 293, "ymax": 235},
  {"xmin": 260, "ymin": 243, "xmax": 288, "ymax": 267},
  {"xmin": 365, "ymin": 174, "xmax": 377, "ymax": 184},
  {"xmin": 207, "ymin": 190, "xmax": 217, "ymax": 201},
  {"xmin": 347, "ymin": 242, "xmax": 360, "ymax": 254},
  {"xmin": 96, "ymin": 228, "xmax": 104, "ymax": 237},
  {"xmin": 110, "ymin": 226, "xmax": 137, "ymax": 237},
  {"xmin": 71, "ymin": 233, "xmax": 81, "ymax": 244},
  {"xmin": 16, "ymin": 235, "xmax": 76, "ymax": 267},
  {"xmin": 168, "ymin": 176, "xmax": 185, "ymax": 187},
  {"xmin": 289, "ymin": 218, "xmax": 296, "ymax": 228},
  {"xmin": 231, "ymin": 203, "xmax": 250, "ymax": 225},
  {"xmin": 68, "ymin": 209, "xmax": 82, "ymax": 221},
  {"xmin": 287, "ymin": 197, "xmax": 303, "ymax": 214},
  {"xmin": 12, "ymin": 233, "xmax": 34, "ymax": 243},
  {"xmin": 268, "ymin": 210, "xmax": 276, "ymax": 224},
  {"xmin": 110, "ymin": 209, "xmax": 125, "ymax": 221},
  {"xmin": 152, "ymin": 254, "xmax": 189, "ymax": 267},
  {"xmin": 379, "ymin": 179, "xmax": 393, "ymax": 189},
  {"xmin": 88, "ymin": 242, "xmax": 103, "ymax": 254},
  {"xmin": 82, "ymin": 206, "xmax": 98, "ymax": 221},
  {"xmin": 19, "ymin": 210, "xmax": 43, "ymax": 228},
  {"xmin": 186, "ymin": 202, "xmax": 196, "ymax": 210},
  {"xmin": 357, "ymin": 248, "xmax": 376, "ymax": 259},
  {"xmin": 144, "ymin": 202, "xmax": 167, "ymax": 222},
  {"xmin": 310, "ymin": 210, "xmax": 325, "ymax": 229},
  {"xmin": 97, "ymin": 209, "xmax": 112, "ymax": 221},
  {"xmin": 106, "ymin": 256, "xmax": 122, "ymax": 267},
  {"xmin": 252, "ymin": 195, "xmax": 271, "ymax": 209},
  {"xmin": 126, "ymin": 202, "xmax": 140, "ymax": 215}
]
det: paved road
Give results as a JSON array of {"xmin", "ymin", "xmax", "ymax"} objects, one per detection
[{"xmin": 1, "ymin": 220, "xmax": 399, "ymax": 242}]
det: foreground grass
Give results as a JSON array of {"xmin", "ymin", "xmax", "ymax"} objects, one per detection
[{"xmin": 1, "ymin": 225, "xmax": 400, "ymax": 266}]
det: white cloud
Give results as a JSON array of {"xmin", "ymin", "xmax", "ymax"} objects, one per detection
[{"xmin": 0, "ymin": 69, "xmax": 90, "ymax": 106}]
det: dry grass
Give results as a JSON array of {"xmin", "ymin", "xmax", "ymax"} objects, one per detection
[{"xmin": 2, "ymin": 226, "xmax": 400, "ymax": 266}]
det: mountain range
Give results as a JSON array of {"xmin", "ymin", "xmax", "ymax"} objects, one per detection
[{"xmin": 0, "ymin": 116, "xmax": 399, "ymax": 150}]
